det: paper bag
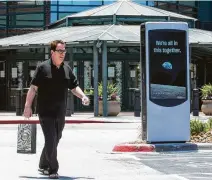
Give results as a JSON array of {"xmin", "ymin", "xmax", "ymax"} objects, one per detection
[{"xmin": 17, "ymin": 124, "xmax": 37, "ymax": 154}]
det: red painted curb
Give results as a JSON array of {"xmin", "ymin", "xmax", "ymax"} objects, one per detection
[
  {"xmin": 0, "ymin": 120, "xmax": 124, "ymax": 124},
  {"xmin": 112, "ymin": 144, "xmax": 155, "ymax": 152}
]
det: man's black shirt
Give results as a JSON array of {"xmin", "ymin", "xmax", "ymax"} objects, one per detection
[{"xmin": 31, "ymin": 59, "xmax": 78, "ymax": 116}]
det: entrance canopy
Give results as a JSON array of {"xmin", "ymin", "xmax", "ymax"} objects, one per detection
[{"xmin": 0, "ymin": 24, "xmax": 212, "ymax": 49}]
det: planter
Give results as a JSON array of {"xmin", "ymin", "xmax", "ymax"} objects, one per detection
[
  {"xmin": 201, "ymin": 100, "xmax": 212, "ymax": 115},
  {"xmin": 98, "ymin": 100, "xmax": 121, "ymax": 116}
]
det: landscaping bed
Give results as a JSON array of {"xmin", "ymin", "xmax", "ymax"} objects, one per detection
[{"xmin": 190, "ymin": 119, "xmax": 212, "ymax": 143}]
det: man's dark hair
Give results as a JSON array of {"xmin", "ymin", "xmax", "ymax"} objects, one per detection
[{"xmin": 50, "ymin": 40, "xmax": 65, "ymax": 51}]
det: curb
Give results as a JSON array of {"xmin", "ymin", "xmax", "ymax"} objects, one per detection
[
  {"xmin": 112, "ymin": 142, "xmax": 212, "ymax": 152},
  {"xmin": 113, "ymin": 143, "xmax": 155, "ymax": 152},
  {"xmin": 0, "ymin": 119, "xmax": 128, "ymax": 124}
]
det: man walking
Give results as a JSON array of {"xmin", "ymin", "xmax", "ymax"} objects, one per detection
[{"xmin": 23, "ymin": 40, "xmax": 89, "ymax": 179}]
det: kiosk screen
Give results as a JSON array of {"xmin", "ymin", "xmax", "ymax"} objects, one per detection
[{"xmin": 149, "ymin": 29, "xmax": 187, "ymax": 100}]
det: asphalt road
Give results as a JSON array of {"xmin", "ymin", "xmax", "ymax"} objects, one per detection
[{"xmin": 130, "ymin": 151, "xmax": 212, "ymax": 180}]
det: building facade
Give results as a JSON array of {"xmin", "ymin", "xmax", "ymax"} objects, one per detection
[
  {"xmin": 0, "ymin": 0, "xmax": 211, "ymax": 113},
  {"xmin": 0, "ymin": 1, "xmax": 50, "ymax": 38},
  {"xmin": 50, "ymin": 0, "xmax": 153, "ymax": 23},
  {"xmin": 0, "ymin": 0, "xmax": 152, "ymax": 38},
  {"xmin": 154, "ymin": 1, "xmax": 212, "ymax": 95},
  {"xmin": 0, "ymin": 0, "xmax": 152, "ymax": 112},
  {"xmin": 154, "ymin": 1, "xmax": 212, "ymax": 30}
]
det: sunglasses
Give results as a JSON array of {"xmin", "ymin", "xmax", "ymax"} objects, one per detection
[{"xmin": 55, "ymin": 49, "xmax": 67, "ymax": 54}]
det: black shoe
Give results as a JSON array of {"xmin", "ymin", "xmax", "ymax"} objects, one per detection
[
  {"xmin": 38, "ymin": 168, "xmax": 50, "ymax": 175},
  {"xmin": 49, "ymin": 173, "xmax": 59, "ymax": 179}
]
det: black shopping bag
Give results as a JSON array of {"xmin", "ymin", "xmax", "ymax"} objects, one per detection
[{"xmin": 17, "ymin": 123, "xmax": 37, "ymax": 154}]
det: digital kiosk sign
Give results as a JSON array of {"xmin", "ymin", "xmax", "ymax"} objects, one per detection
[{"xmin": 140, "ymin": 22, "xmax": 190, "ymax": 143}]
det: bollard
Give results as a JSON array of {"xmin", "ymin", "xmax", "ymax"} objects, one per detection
[
  {"xmin": 192, "ymin": 88, "xmax": 199, "ymax": 116},
  {"xmin": 134, "ymin": 89, "xmax": 141, "ymax": 117},
  {"xmin": 66, "ymin": 89, "xmax": 72, "ymax": 116},
  {"xmin": 16, "ymin": 89, "xmax": 22, "ymax": 116}
]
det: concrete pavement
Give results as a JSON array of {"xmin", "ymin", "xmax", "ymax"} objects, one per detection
[
  {"xmin": 2, "ymin": 123, "xmax": 211, "ymax": 180},
  {"xmin": 0, "ymin": 123, "xmax": 186, "ymax": 180},
  {"xmin": 0, "ymin": 111, "xmax": 211, "ymax": 124},
  {"xmin": 0, "ymin": 112, "xmax": 141, "ymax": 124},
  {"xmin": 1, "ymin": 121, "xmax": 212, "ymax": 179},
  {"xmin": 1, "ymin": 111, "xmax": 212, "ymax": 154}
]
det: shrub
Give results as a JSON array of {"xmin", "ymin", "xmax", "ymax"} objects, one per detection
[
  {"xmin": 200, "ymin": 84, "xmax": 212, "ymax": 100},
  {"xmin": 84, "ymin": 82, "xmax": 120, "ymax": 101},
  {"xmin": 190, "ymin": 119, "xmax": 209, "ymax": 135},
  {"xmin": 207, "ymin": 118, "xmax": 212, "ymax": 129}
]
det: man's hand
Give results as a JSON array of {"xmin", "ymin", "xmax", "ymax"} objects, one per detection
[
  {"xmin": 23, "ymin": 106, "xmax": 32, "ymax": 119},
  {"xmin": 82, "ymin": 96, "xmax": 90, "ymax": 106}
]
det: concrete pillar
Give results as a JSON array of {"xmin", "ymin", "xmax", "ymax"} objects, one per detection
[
  {"xmin": 93, "ymin": 43, "xmax": 99, "ymax": 117},
  {"xmin": 102, "ymin": 41, "xmax": 108, "ymax": 117},
  {"xmin": 67, "ymin": 47, "xmax": 74, "ymax": 115}
]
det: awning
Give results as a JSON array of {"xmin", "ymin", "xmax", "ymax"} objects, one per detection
[{"xmin": 0, "ymin": 24, "xmax": 212, "ymax": 49}]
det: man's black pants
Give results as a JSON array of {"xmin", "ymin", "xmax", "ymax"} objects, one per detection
[{"xmin": 38, "ymin": 113, "xmax": 65, "ymax": 174}]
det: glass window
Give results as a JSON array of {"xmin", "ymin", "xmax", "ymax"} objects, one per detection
[
  {"xmin": 103, "ymin": 0, "xmax": 115, "ymax": 5},
  {"xmin": 51, "ymin": 13, "xmax": 57, "ymax": 23},
  {"xmin": 51, "ymin": 0, "xmax": 58, "ymax": 5},
  {"xmin": 178, "ymin": 1, "xmax": 196, "ymax": 7},
  {"xmin": 133, "ymin": 1, "xmax": 154, "ymax": 6},
  {"xmin": 58, "ymin": 1, "xmax": 73, "ymax": 5},
  {"xmin": 0, "ymin": 21, "xmax": 6, "ymax": 26},
  {"xmin": 35, "ymin": 1, "xmax": 44, "ymax": 5},
  {"xmin": 16, "ymin": 21, "xmax": 43, "ymax": 26},
  {"xmin": 59, "ymin": 5, "xmax": 93, "ymax": 12},
  {"xmin": 147, "ymin": 1, "xmax": 154, "ymax": 6},
  {"xmin": 59, "ymin": 13, "xmax": 72, "ymax": 19},
  {"xmin": 133, "ymin": 0, "xmax": 146, "ymax": 5},
  {"xmin": 0, "ymin": 30, "xmax": 6, "ymax": 38},
  {"xmin": 0, "ymin": 16, "xmax": 6, "ymax": 20},
  {"xmin": 72, "ymin": 1, "xmax": 90, "ymax": 5},
  {"xmin": 89, "ymin": 1, "xmax": 103, "ymax": 5},
  {"xmin": 17, "ymin": 1, "xmax": 36, "ymax": 5},
  {"xmin": 16, "ymin": 14, "xmax": 44, "ymax": 21},
  {"xmin": 0, "ymin": 16, "xmax": 6, "ymax": 26},
  {"xmin": 59, "ymin": 6, "xmax": 71, "ymax": 11},
  {"xmin": 51, "ymin": 5, "xmax": 57, "ymax": 11}
]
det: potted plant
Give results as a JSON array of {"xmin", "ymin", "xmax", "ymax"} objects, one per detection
[
  {"xmin": 98, "ymin": 82, "xmax": 121, "ymax": 116},
  {"xmin": 200, "ymin": 84, "xmax": 212, "ymax": 115},
  {"xmin": 85, "ymin": 82, "xmax": 121, "ymax": 116}
]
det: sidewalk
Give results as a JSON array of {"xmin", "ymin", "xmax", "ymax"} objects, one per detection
[
  {"xmin": 1, "ymin": 111, "xmax": 212, "ymax": 153},
  {"xmin": 0, "ymin": 111, "xmax": 211, "ymax": 124},
  {"xmin": 190, "ymin": 112, "xmax": 212, "ymax": 122},
  {"xmin": 0, "ymin": 111, "xmax": 141, "ymax": 124}
]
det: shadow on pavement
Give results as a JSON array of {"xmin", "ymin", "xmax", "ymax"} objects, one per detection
[{"xmin": 19, "ymin": 175, "xmax": 95, "ymax": 180}]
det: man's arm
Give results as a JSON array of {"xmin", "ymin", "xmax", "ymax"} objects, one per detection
[
  {"xmin": 71, "ymin": 86, "xmax": 86, "ymax": 99},
  {"xmin": 23, "ymin": 85, "xmax": 38, "ymax": 118},
  {"xmin": 71, "ymin": 86, "xmax": 90, "ymax": 105}
]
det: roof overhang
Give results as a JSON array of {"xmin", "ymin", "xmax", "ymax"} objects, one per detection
[{"xmin": 0, "ymin": 24, "xmax": 212, "ymax": 50}]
